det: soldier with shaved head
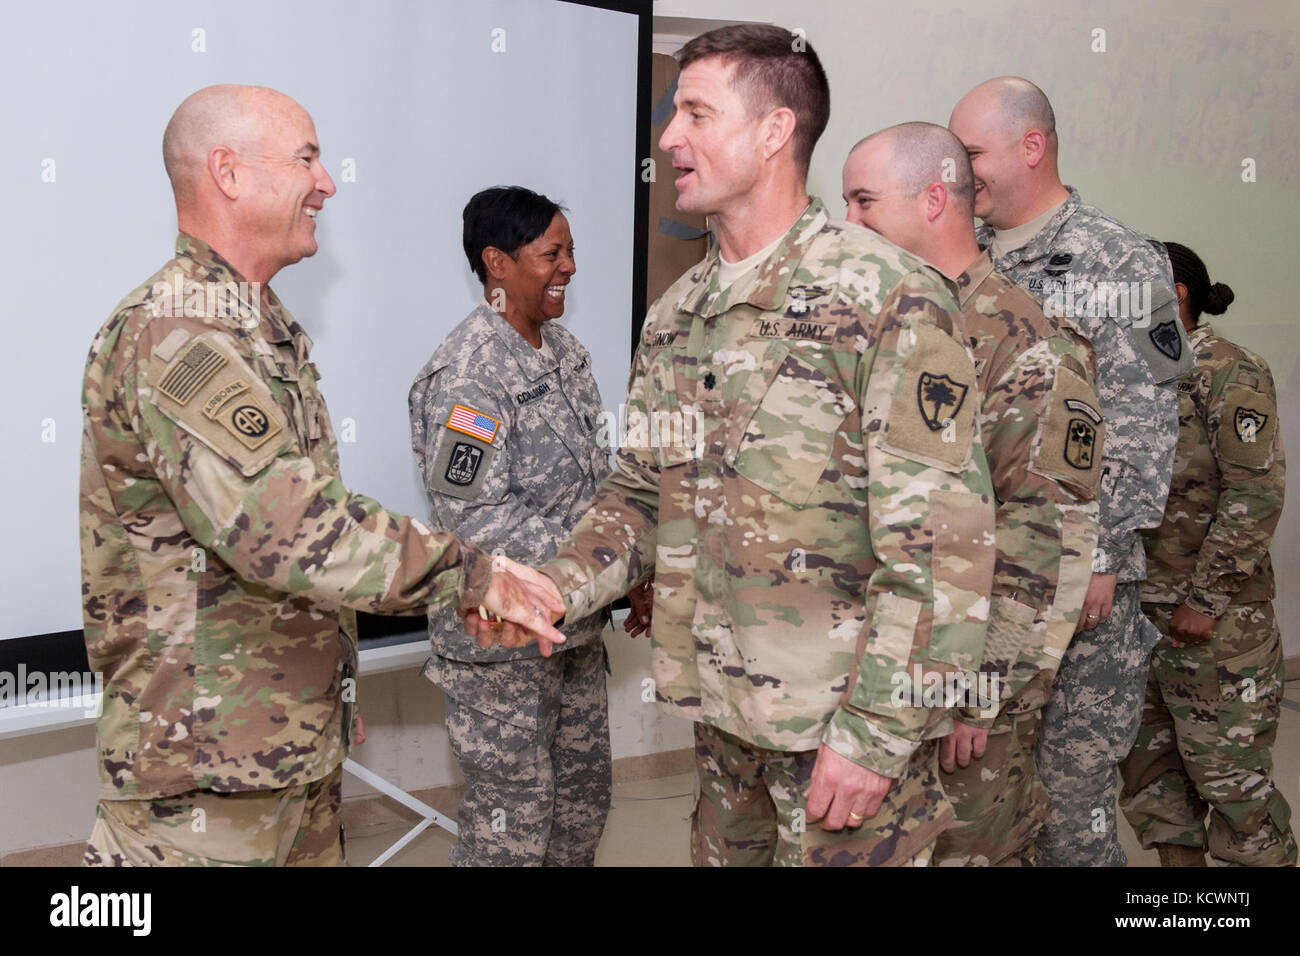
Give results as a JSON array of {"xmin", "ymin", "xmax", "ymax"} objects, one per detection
[
  {"xmin": 843, "ymin": 123, "xmax": 1102, "ymax": 865},
  {"xmin": 950, "ymin": 77, "xmax": 1195, "ymax": 866},
  {"xmin": 79, "ymin": 84, "xmax": 565, "ymax": 866}
]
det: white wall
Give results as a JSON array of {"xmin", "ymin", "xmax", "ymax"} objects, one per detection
[{"xmin": 656, "ymin": 0, "xmax": 1300, "ymax": 657}]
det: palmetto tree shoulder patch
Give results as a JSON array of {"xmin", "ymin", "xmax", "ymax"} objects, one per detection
[
  {"xmin": 1219, "ymin": 383, "xmax": 1276, "ymax": 470},
  {"xmin": 881, "ymin": 324, "xmax": 977, "ymax": 472},
  {"xmin": 916, "ymin": 373, "xmax": 969, "ymax": 431}
]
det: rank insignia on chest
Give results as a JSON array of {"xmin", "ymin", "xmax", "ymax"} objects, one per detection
[
  {"xmin": 917, "ymin": 372, "xmax": 969, "ymax": 431},
  {"xmin": 445, "ymin": 441, "xmax": 484, "ymax": 486},
  {"xmin": 1148, "ymin": 320, "xmax": 1183, "ymax": 361},
  {"xmin": 1235, "ymin": 407, "xmax": 1268, "ymax": 443},
  {"xmin": 446, "ymin": 404, "xmax": 500, "ymax": 442}
]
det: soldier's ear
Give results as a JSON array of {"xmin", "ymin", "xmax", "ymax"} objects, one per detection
[
  {"xmin": 925, "ymin": 182, "xmax": 947, "ymax": 222},
  {"xmin": 208, "ymin": 145, "xmax": 241, "ymax": 200},
  {"xmin": 760, "ymin": 106, "xmax": 797, "ymax": 163},
  {"xmin": 1021, "ymin": 129, "xmax": 1048, "ymax": 169},
  {"xmin": 1174, "ymin": 282, "xmax": 1189, "ymax": 308},
  {"xmin": 482, "ymin": 247, "xmax": 510, "ymax": 282}
]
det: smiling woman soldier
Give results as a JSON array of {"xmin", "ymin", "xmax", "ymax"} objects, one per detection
[{"xmin": 408, "ymin": 186, "xmax": 647, "ymax": 866}]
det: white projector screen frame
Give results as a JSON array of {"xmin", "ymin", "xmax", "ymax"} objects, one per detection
[{"xmin": 0, "ymin": 0, "xmax": 646, "ymax": 641}]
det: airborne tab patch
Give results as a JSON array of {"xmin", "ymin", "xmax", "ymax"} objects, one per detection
[{"xmin": 202, "ymin": 380, "xmax": 251, "ymax": 419}]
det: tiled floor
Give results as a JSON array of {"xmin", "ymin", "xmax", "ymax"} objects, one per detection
[{"xmin": 349, "ymin": 677, "xmax": 1300, "ymax": 867}]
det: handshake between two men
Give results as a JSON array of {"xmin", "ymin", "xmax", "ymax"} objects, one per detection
[{"xmin": 471, "ymin": 556, "xmax": 569, "ymax": 654}]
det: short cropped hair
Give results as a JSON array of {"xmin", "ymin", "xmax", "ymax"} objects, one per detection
[
  {"xmin": 678, "ymin": 24, "xmax": 830, "ymax": 178},
  {"xmin": 891, "ymin": 122, "xmax": 976, "ymax": 216},
  {"xmin": 462, "ymin": 186, "xmax": 565, "ymax": 285}
]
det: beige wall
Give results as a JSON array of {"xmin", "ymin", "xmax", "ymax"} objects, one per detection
[{"xmin": 656, "ymin": 0, "xmax": 1300, "ymax": 656}]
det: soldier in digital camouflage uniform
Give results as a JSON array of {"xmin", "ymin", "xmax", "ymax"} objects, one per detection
[
  {"xmin": 843, "ymin": 124, "xmax": 1102, "ymax": 867},
  {"xmin": 1120, "ymin": 242, "xmax": 1296, "ymax": 867},
  {"xmin": 408, "ymin": 187, "xmax": 613, "ymax": 866},
  {"xmin": 529, "ymin": 27, "xmax": 997, "ymax": 867},
  {"xmin": 951, "ymin": 78, "xmax": 1194, "ymax": 866},
  {"xmin": 79, "ymin": 85, "xmax": 562, "ymax": 867}
]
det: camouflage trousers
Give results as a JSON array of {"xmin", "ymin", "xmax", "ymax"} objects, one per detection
[
  {"xmin": 1035, "ymin": 581, "xmax": 1161, "ymax": 866},
  {"xmin": 1119, "ymin": 601, "xmax": 1296, "ymax": 866},
  {"xmin": 440, "ymin": 640, "xmax": 611, "ymax": 866},
  {"xmin": 934, "ymin": 711, "xmax": 1046, "ymax": 866},
  {"xmin": 83, "ymin": 765, "xmax": 344, "ymax": 866},
  {"xmin": 691, "ymin": 722, "xmax": 947, "ymax": 866}
]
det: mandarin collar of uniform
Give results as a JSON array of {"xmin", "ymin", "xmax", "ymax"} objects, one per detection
[
  {"xmin": 975, "ymin": 187, "xmax": 1082, "ymax": 269},
  {"xmin": 173, "ymin": 232, "xmax": 303, "ymax": 347},
  {"xmin": 1189, "ymin": 322, "xmax": 1214, "ymax": 349},
  {"xmin": 676, "ymin": 198, "xmax": 826, "ymax": 319},
  {"xmin": 954, "ymin": 248, "xmax": 996, "ymax": 310},
  {"xmin": 477, "ymin": 302, "xmax": 560, "ymax": 383}
]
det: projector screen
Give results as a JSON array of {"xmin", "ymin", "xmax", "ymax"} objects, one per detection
[{"xmin": 0, "ymin": 0, "xmax": 644, "ymax": 640}]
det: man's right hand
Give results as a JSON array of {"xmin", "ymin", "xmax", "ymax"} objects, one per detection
[{"xmin": 463, "ymin": 557, "xmax": 566, "ymax": 656}]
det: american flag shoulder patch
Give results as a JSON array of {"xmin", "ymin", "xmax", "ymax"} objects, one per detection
[
  {"xmin": 446, "ymin": 404, "xmax": 501, "ymax": 443},
  {"xmin": 158, "ymin": 340, "xmax": 228, "ymax": 406}
]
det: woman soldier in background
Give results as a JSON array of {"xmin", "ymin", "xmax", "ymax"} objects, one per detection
[{"xmin": 1119, "ymin": 241, "xmax": 1296, "ymax": 866}]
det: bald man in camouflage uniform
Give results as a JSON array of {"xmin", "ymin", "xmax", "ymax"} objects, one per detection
[
  {"xmin": 79, "ymin": 85, "xmax": 561, "ymax": 867},
  {"xmin": 530, "ymin": 27, "xmax": 996, "ymax": 868},
  {"xmin": 1120, "ymin": 246, "xmax": 1295, "ymax": 867},
  {"xmin": 951, "ymin": 78, "xmax": 1194, "ymax": 866},
  {"xmin": 842, "ymin": 124, "xmax": 1103, "ymax": 866}
]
